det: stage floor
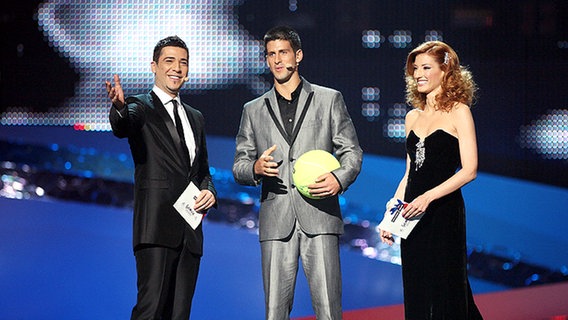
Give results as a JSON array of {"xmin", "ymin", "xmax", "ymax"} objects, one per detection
[
  {"xmin": 2, "ymin": 197, "xmax": 567, "ymax": 320},
  {"xmin": 1, "ymin": 197, "xmax": 506, "ymax": 320}
]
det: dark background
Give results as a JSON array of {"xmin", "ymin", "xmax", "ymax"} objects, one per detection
[{"xmin": 2, "ymin": 0, "xmax": 567, "ymax": 187}]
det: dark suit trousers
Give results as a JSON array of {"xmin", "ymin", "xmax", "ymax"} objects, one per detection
[{"xmin": 131, "ymin": 242, "xmax": 201, "ymax": 320}]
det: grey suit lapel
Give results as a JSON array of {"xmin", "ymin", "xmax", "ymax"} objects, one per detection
[
  {"xmin": 290, "ymin": 80, "xmax": 314, "ymax": 146},
  {"xmin": 264, "ymin": 82, "xmax": 314, "ymax": 146},
  {"xmin": 263, "ymin": 88, "xmax": 288, "ymax": 144},
  {"xmin": 294, "ymin": 79, "xmax": 311, "ymax": 125}
]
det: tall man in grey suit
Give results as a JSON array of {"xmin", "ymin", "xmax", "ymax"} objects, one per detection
[
  {"xmin": 106, "ymin": 36, "xmax": 217, "ymax": 320},
  {"xmin": 233, "ymin": 26, "xmax": 363, "ymax": 320}
]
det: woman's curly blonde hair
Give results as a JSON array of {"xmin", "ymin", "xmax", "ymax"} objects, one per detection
[{"xmin": 405, "ymin": 41, "xmax": 477, "ymax": 112}]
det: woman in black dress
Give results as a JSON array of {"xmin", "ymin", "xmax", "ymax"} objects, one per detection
[{"xmin": 380, "ymin": 41, "xmax": 483, "ymax": 319}]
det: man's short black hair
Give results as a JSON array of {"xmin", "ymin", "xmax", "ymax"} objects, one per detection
[
  {"xmin": 153, "ymin": 35, "xmax": 188, "ymax": 62},
  {"xmin": 263, "ymin": 26, "xmax": 302, "ymax": 52}
]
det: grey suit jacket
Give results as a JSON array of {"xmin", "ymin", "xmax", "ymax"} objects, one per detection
[{"xmin": 233, "ymin": 78, "xmax": 363, "ymax": 242}]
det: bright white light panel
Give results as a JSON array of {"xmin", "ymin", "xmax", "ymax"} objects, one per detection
[
  {"xmin": 1, "ymin": 3, "xmax": 566, "ymax": 160},
  {"xmin": 2, "ymin": 0, "xmax": 270, "ymax": 131},
  {"xmin": 519, "ymin": 109, "xmax": 568, "ymax": 159}
]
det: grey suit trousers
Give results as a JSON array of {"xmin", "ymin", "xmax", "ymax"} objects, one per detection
[{"xmin": 260, "ymin": 221, "xmax": 342, "ymax": 320}]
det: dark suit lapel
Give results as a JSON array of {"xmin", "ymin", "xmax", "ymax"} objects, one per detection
[
  {"xmin": 148, "ymin": 92, "xmax": 190, "ymax": 171},
  {"xmin": 182, "ymin": 102, "xmax": 201, "ymax": 174},
  {"xmin": 148, "ymin": 92, "xmax": 179, "ymax": 145}
]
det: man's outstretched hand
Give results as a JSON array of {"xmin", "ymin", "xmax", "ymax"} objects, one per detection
[{"xmin": 105, "ymin": 74, "xmax": 125, "ymax": 109}]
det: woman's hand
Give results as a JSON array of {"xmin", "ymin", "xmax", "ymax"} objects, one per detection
[
  {"xmin": 402, "ymin": 192, "xmax": 434, "ymax": 219},
  {"xmin": 380, "ymin": 229, "xmax": 394, "ymax": 246}
]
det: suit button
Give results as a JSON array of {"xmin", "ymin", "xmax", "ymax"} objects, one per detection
[
  {"xmin": 289, "ymin": 158, "xmax": 295, "ymax": 162},
  {"xmin": 291, "ymin": 184, "xmax": 295, "ymax": 189}
]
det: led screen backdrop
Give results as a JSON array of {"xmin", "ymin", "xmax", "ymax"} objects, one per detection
[{"xmin": 1, "ymin": 0, "xmax": 567, "ymax": 187}]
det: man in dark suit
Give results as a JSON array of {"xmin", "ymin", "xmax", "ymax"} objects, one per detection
[
  {"xmin": 233, "ymin": 26, "xmax": 363, "ymax": 319},
  {"xmin": 105, "ymin": 35, "xmax": 217, "ymax": 320}
]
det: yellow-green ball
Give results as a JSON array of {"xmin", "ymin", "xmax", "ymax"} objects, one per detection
[{"xmin": 293, "ymin": 150, "xmax": 340, "ymax": 199}]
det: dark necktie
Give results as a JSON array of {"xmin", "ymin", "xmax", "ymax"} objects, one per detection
[{"xmin": 172, "ymin": 100, "xmax": 190, "ymax": 164}]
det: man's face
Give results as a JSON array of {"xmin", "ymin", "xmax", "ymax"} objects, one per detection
[
  {"xmin": 151, "ymin": 46, "xmax": 189, "ymax": 96},
  {"xmin": 265, "ymin": 39, "xmax": 302, "ymax": 84}
]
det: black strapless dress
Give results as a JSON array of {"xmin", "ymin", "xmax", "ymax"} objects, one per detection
[{"xmin": 402, "ymin": 130, "xmax": 482, "ymax": 319}]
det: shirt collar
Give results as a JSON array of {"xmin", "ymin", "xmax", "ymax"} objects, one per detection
[
  {"xmin": 275, "ymin": 80, "xmax": 303, "ymax": 102},
  {"xmin": 152, "ymin": 86, "xmax": 180, "ymax": 106}
]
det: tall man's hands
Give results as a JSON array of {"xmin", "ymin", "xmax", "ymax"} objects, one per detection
[
  {"xmin": 308, "ymin": 173, "xmax": 341, "ymax": 198},
  {"xmin": 254, "ymin": 144, "xmax": 340, "ymax": 198},
  {"xmin": 105, "ymin": 74, "xmax": 125, "ymax": 109},
  {"xmin": 254, "ymin": 145, "xmax": 280, "ymax": 177}
]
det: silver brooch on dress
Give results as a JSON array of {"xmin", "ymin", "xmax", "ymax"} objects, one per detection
[{"xmin": 415, "ymin": 138, "xmax": 425, "ymax": 170}]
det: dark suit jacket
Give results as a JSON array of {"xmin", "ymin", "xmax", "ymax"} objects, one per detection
[{"xmin": 109, "ymin": 91, "xmax": 216, "ymax": 255}]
